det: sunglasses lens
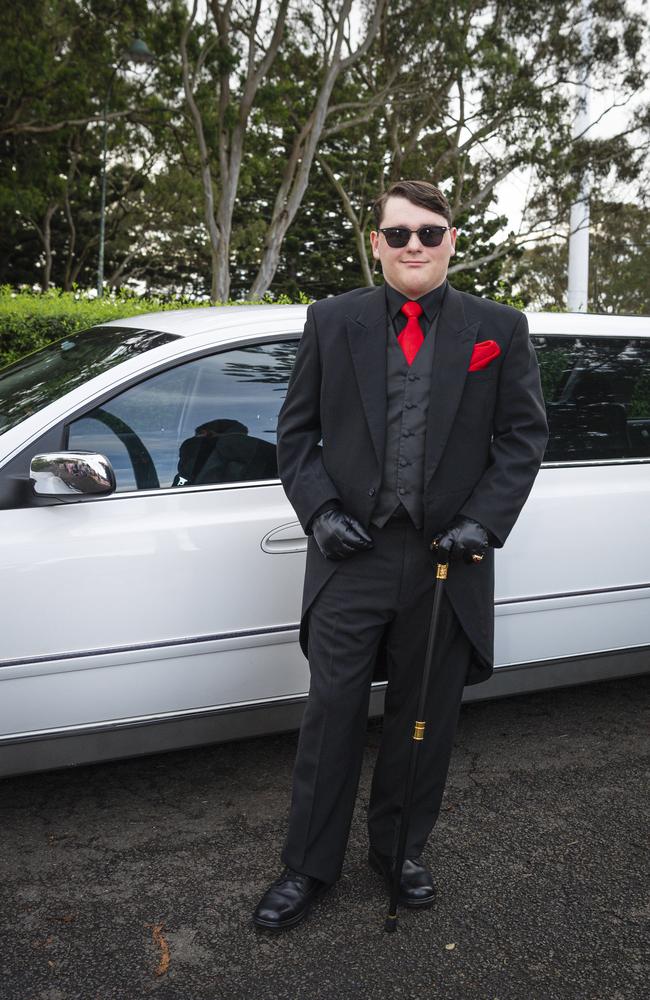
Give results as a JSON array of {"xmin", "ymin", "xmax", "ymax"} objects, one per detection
[
  {"xmin": 417, "ymin": 227, "xmax": 445, "ymax": 247},
  {"xmin": 383, "ymin": 228, "xmax": 410, "ymax": 248},
  {"xmin": 381, "ymin": 226, "xmax": 447, "ymax": 247}
]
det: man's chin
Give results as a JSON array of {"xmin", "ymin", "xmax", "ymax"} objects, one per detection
[{"xmin": 390, "ymin": 270, "xmax": 445, "ymax": 298}]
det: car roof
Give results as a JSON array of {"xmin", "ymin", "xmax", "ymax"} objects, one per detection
[
  {"xmin": 102, "ymin": 302, "xmax": 649, "ymax": 340},
  {"xmin": 102, "ymin": 304, "xmax": 307, "ymax": 339},
  {"xmin": 527, "ymin": 311, "xmax": 649, "ymax": 337}
]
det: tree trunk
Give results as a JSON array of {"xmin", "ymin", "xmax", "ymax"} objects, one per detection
[
  {"xmin": 180, "ymin": 0, "xmax": 289, "ymax": 303},
  {"xmin": 63, "ymin": 161, "xmax": 78, "ymax": 291},
  {"xmin": 41, "ymin": 203, "xmax": 58, "ymax": 291},
  {"xmin": 247, "ymin": 0, "xmax": 388, "ymax": 299},
  {"xmin": 317, "ymin": 155, "xmax": 375, "ymax": 286},
  {"xmin": 181, "ymin": 1, "xmax": 226, "ymax": 302}
]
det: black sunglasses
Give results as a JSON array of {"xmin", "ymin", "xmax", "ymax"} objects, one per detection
[{"xmin": 379, "ymin": 225, "xmax": 450, "ymax": 248}]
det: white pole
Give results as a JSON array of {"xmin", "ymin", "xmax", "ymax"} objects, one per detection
[{"xmin": 567, "ymin": 1, "xmax": 592, "ymax": 313}]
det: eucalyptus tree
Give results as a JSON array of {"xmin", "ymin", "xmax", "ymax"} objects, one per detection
[
  {"xmin": 0, "ymin": 0, "xmax": 166, "ymax": 290},
  {"xmin": 175, "ymin": 0, "xmax": 388, "ymax": 301},
  {"xmin": 512, "ymin": 200, "xmax": 650, "ymax": 315},
  {"xmin": 314, "ymin": 0, "xmax": 648, "ymax": 289}
]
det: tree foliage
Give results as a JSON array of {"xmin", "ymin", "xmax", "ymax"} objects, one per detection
[
  {"xmin": 1, "ymin": 0, "xmax": 648, "ymax": 309},
  {"xmin": 511, "ymin": 201, "xmax": 650, "ymax": 315}
]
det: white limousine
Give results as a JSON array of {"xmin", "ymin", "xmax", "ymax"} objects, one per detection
[{"xmin": 0, "ymin": 305, "xmax": 648, "ymax": 776}]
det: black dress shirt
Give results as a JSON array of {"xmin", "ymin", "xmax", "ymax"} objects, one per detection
[{"xmin": 385, "ymin": 280, "xmax": 448, "ymax": 337}]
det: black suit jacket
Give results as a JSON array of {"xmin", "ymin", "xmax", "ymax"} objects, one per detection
[{"xmin": 277, "ymin": 283, "xmax": 549, "ymax": 684}]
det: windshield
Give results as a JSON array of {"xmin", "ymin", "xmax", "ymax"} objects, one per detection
[{"xmin": 0, "ymin": 326, "xmax": 178, "ymax": 434}]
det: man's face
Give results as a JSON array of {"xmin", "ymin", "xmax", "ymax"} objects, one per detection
[{"xmin": 370, "ymin": 195, "xmax": 457, "ymax": 298}]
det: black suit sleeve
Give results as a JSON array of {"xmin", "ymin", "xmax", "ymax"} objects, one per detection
[
  {"xmin": 277, "ymin": 305, "xmax": 342, "ymax": 533},
  {"xmin": 459, "ymin": 313, "xmax": 548, "ymax": 546}
]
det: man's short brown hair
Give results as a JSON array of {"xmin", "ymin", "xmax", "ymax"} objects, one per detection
[{"xmin": 372, "ymin": 180, "xmax": 452, "ymax": 229}]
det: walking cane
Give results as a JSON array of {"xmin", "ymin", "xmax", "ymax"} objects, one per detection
[{"xmin": 383, "ymin": 550, "xmax": 451, "ymax": 933}]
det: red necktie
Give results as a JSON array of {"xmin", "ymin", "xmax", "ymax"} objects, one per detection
[{"xmin": 398, "ymin": 301, "xmax": 424, "ymax": 365}]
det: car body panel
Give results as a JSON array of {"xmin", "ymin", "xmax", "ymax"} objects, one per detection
[{"xmin": 1, "ymin": 305, "xmax": 648, "ymax": 776}]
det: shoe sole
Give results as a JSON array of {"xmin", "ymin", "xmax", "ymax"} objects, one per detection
[
  {"xmin": 252, "ymin": 882, "xmax": 330, "ymax": 931},
  {"xmin": 368, "ymin": 852, "xmax": 436, "ymax": 910}
]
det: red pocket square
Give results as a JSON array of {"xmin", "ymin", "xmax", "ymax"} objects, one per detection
[{"xmin": 468, "ymin": 340, "xmax": 500, "ymax": 372}]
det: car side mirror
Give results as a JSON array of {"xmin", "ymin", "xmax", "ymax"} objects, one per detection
[{"xmin": 30, "ymin": 452, "xmax": 116, "ymax": 497}]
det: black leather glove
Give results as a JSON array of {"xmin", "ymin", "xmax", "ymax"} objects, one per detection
[
  {"xmin": 431, "ymin": 515, "xmax": 489, "ymax": 565},
  {"xmin": 312, "ymin": 508, "xmax": 374, "ymax": 561}
]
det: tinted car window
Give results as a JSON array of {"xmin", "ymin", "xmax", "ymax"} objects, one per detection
[
  {"xmin": 0, "ymin": 327, "xmax": 178, "ymax": 435},
  {"xmin": 534, "ymin": 336, "xmax": 650, "ymax": 462},
  {"xmin": 67, "ymin": 340, "xmax": 298, "ymax": 491}
]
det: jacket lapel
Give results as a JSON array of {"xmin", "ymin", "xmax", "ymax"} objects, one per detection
[
  {"xmin": 425, "ymin": 285, "xmax": 481, "ymax": 486},
  {"xmin": 345, "ymin": 286, "xmax": 387, "ymax": 467}
]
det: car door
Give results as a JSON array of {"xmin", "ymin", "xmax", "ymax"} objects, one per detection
[
  {"xmin": 0, "ymin": 336, "xmax": 310, "ymax": 740},
  {"xmin": 491, "ymin": 329, "xmax": 650, "ymax": 685}
]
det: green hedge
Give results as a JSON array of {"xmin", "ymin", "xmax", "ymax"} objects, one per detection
[
  {"xmin": 0, "ymin": 287, "xmax": 308, "ymax": 368},
  {"xmin": 0, "ymin": 284, "xmax": 528, "ymax": 370}
]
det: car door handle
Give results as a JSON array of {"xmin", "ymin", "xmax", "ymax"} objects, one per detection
[{"xmin": 261, "ymin": 521, "xmax": 308, "ymax": 554}]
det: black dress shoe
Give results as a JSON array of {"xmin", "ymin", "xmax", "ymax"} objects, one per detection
[
  {"xmin": 252, "ymin": 867, "xmax": 329, "ymax": 930},
  {"xmin": 368, "ymin": 846, "xmax": 437, "ymax": 909}
]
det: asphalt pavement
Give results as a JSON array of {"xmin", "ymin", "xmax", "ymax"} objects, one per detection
[{"xmin": 1, "ymin": 673, "xmax": 649, "ymax": 1000}]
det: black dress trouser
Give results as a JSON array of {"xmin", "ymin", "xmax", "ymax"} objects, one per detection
[{"xmin": 281, "ymin": 517, "xmax": 472, "ymax": 885}]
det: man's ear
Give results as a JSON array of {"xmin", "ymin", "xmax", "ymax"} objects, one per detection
[
  {"xmin": 449, "ymin": 227, "xmax": 457, "ymax": 257},
  {"xmin": 369, "ymin": 230, "xmax": 380, "ymax": 260}
]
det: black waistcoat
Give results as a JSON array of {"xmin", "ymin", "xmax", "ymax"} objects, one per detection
[{"xmin": 372, "ymin": 313, "xmax": 439, "ymax": 529}]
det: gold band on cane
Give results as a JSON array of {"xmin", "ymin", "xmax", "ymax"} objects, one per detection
[
  {"xmin": 413, "ymin": 721, "xmax": 426, "ymax": 741},
  {"xmin": 436, "ymin": 563, "xmax": 448, "ymax": 580}
]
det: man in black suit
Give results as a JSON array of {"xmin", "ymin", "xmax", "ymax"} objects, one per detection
[{"xmin": 253, "ymin": 180, "xmax": 548, "ymax": 930}]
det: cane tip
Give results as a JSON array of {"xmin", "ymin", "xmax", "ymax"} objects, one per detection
[{"xmin": 384, "ymin": 914, "xmax": 398, "ymax": 933}]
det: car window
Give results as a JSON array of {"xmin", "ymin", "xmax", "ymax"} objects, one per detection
[
  {"xmin": 534, "ymin": 335, "xmax": 650, "ymax": 462},
  {"xmin": 0, "ymin": 327, "xmax": 178, "ymax": 435},
  {"xmin": 67, "ymin": 340, "xmax": 299, "ymax": 491}
]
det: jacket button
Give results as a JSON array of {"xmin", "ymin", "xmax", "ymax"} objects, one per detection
[{"xmin": 368, "ymin": 487, "xmax": 376, "ymax": 496}]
